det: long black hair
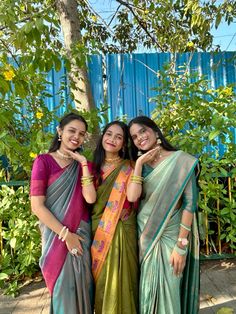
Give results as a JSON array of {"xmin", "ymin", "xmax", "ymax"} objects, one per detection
[
  {"xmin": 128, "ymin": 116, "xmax": 176, "ymax": 160},
  {"xmin": 93, "ymin": 120, "xmax": 129, "ymax": 179},
  {"xmin": 48, "ymin": 112, "xmax": 88, "ymax": 153}
]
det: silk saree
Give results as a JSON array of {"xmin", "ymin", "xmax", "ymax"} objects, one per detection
[
  {"xmin": 138, "ymin": 150, "xmax": 199, "ymax": 314},
  {"xmin": 30, "ymin": 154, "xmax": 93, "ymax": 314},
  {"xmin": 91, "ymin": 160, "xmax": 139, "ymax": 314}
]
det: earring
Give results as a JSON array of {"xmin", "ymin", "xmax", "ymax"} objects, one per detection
[
  {"xmin": 58, "ymin": 134, "xmax": 62, "ymax": 142},
  {"xmin": 156, "ymin": 136, "xmax": 162, "ymax": 159},
  {"xmin": 137, "ymin": 150, "xmax": 142, "ymax": 157}
]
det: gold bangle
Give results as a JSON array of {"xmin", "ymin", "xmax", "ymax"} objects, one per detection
[
  {"xmin": 130, "ymin": 180, "xmax": 142, "ymax": 185},
  {"xmin": 131, "ymin": 175, "xmax": 143, "ymax": 181},
  {"xmin": 82, "ymin": 181, "xmax": 93, "ymax": 187}
]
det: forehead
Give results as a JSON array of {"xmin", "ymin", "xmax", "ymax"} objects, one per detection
[
  {"xmin": 105, "ymin": 124, "xmax": 124, "ymax": 136},
  {"xmin": 129, "ymin": 123, "xmax": 145, "ymax": 135},
  {"xmin": 64, "ymin": 119, "xmax": 86, "ymax": 131}
]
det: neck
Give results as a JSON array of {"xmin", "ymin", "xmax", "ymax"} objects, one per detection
[
  {"xmin": 56, "ymin": 149, "xmax": 72, "ymax": 160},
  {"xmin": 104, "ymin": 154, "xmax": 122, "ymax": 164}
]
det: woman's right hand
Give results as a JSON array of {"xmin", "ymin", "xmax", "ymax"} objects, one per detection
[
  {"xmin": 65, "ymin": 231, "xmax": 84, "ymax": 256},
  {"xmin": 136, "ymin": 146, "xmax": 160, "ymax": 165},
  {"xmin": 64, "ymin": 149, "xmax": 87, "ymax": 164}
]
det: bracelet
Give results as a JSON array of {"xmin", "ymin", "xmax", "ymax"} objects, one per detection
[
  {"xmin": 174, "ymin": 244, "xmax": 188, "ymax": 256},
  {"xmin": 130, "ymin": 175, "xmax": 143, "ymax": 184},
  {"xmin": 82, "ymin": 181, "xmax": 93, "ymax": 187},
  {"xmin": 62, "ymin": 228, "xmax": 69, "ymax": 242},
  {"xmin": 81, "ymin": 175, "xmax": 93, "ymax": 187},
  {"xmin": 81, "ymin": 162, "xmax": 88, "ymax": 167},
  {"xmin": 180, "ymin": 223, "xmax": 191, "ymax": 232},
  {"xmin": 58, "ymin": 226, "xmax": 66, "ymax": 240}
]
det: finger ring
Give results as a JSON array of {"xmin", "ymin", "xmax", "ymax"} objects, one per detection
[{"xmin": 71, "ymin": 248, "xmax": 78, "ymax": 255}]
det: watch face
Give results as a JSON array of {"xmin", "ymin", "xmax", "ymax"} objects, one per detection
[{"xmin": 182, "ymin": 239, "xmax": 188, "ymax": 246}]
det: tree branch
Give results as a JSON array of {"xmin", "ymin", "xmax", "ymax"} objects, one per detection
[{"xmin": 116, "ymin": 0, "xmax": 164, "ymax": 51}]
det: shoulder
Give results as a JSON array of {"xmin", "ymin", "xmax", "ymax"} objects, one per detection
[
  {"xmin": 32, "ymin": 153, "xmax": 52, "ymax": 169},
  {"xmin": 177, "ymin": 150, "xmax": 198, "ymax": 164}
]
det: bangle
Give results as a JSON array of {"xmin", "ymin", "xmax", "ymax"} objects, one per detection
[
  {"xmin": 81, "ymin": 162, "xmax": 88, "ymax": 167},
  {"xmin": 62, "ymin": 228, "xmax": 69, "ymax": 242},
  {"xmin": 81, "ymin": 175, "xmax": 93, "ymax": 187},
  {"xmin": 174, "ymin": 244, "xmax": 187, "ymax": 256},
  {"xmin": 180, "ymin": 223, "xmax": 191, "ymax": 232},
  {"xmin": 130, "ymin": 175, "xmax": 143, "ymax": 184},
  {"xmin": 58, "ymin": 226, "xmax": 66, "ymax": 240}
]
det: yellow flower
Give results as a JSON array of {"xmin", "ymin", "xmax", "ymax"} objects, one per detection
[
  {"xmin": 206, "ymin": 89, "xmax": 213, "ymax": 94},
  {"xmin": 36, "ymin": 111, "xmax": 44, "ymax": 119},
  {"xmin": 3, "ymin": 69, "xmax": 15, "ymax": 81},
  {"xmin": 29, "ymin": 152, "xmax": 37, "ymax": 159},
  {"xmin": 187, "ymin": 41, "xmax": 194, "ymax": 48},
  {"xmin": 91, "ymin": 15, "xmax": 97, "ymax": 22},
  {"xmin": 223, "ymin": 86, "xmax": 232, "ymax": 96}
]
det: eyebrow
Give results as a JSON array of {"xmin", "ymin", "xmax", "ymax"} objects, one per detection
[
  {"xmin": 68, "ymin": 127, "xmax": 86, "ymax": 132},
  {"xmin": 106, "ymin": 130, "xmax": 124, "ymax": 137}
]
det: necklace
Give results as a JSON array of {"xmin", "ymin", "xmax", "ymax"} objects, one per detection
[
  {"xmin": 56, "ymin": 149, "xmax": 72, "ymax": 160},
  {"xmin": 104, "ymin": 156, "xmax": 122, "ymax": 164}
]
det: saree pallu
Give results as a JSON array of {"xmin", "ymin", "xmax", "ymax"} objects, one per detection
[
  {"xmin": 138, "ymin": 151, "xmax": 199, "ymax": 314},
  {"xmin": 91, "ymin": 160, "xmax": 139, "ymax": 314},
  {"xmin": 31, "ymin": 156, "xmax": 93, "ymax": 314}
]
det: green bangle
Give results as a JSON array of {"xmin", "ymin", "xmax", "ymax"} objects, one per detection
[
  {"xmin": 174, "ymin": 244, "xmax": 188, "ymax": 256},
  {"xmin": 180, "ymin": 223, "xmax": 191, "ymax": 232}
]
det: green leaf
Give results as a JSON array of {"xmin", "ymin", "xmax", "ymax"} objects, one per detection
[
  {"xmin": 10, "ymin": 237, "xmax": 16, "ymax": 249},
  {"xmin": 208, "ymin": 130, "xmax": 221, "ymax": 141},
  {"xmin": 0, "ymin": 273, "xmax": 9, "ymax": 281}
]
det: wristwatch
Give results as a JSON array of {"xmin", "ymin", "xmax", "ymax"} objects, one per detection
[{"xmin": 177, "ymin": 238, "xmax": 189, "ymax": 246}]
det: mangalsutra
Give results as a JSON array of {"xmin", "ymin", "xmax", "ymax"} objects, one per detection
[{"xmin": 56, "ymin": 150, "xmax": 72, "ymax": 160}]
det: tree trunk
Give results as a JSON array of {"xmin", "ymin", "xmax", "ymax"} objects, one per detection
[{"xmin": 55, "ymin": 0, "xmax": 95, "ymax": 111}]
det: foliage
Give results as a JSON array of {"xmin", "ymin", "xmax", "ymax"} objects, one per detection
[
  {"xmin": 0, "ymin": 185, "xmax": 40, "ymax": 296},
  {"xmin": 151, "ymin": 63, "xmax": 236, "ymax": 254}
]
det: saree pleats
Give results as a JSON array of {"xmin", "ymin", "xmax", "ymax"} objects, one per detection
[
  {"xmin": 51, "ymin": 220, "xmax": 93, "ymax": 314},
  {"xmin": 91, "ymin": 161, "xmax": 138, "ymax": 314},
  {"xmin": 140, "ymin": 209, "xmax": 182, "ymax": 314},
  {"xmin": 94, "ymin": 213, "xmax": 138, "ymax": 314}
]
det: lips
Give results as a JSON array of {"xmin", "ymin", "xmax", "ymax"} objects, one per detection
[
  {"xmin": 70, "ymin": 140, "xmax": 80, "ymax": 146},
  {"xmin": 139, "ymin": 139, "xmax": 148, "ymax": 148},
  {"xmin": 105, "ymin": 142, "xmax": 116, "ymax": 148}
]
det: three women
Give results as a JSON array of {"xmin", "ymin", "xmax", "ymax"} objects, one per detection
[{"xmin": 31, "ymin": 112, "xmax": 199, "ymax": 314}]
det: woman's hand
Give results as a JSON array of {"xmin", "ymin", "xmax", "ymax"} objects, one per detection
[
  {"xmin": 136, "ymin": 146, "xmax": 160, "ymax": 165},
  {"xmin": 169, "ymin": 248, "xmax": 187, "ymax": 276},
  {"xmin": 64, "ymin": 149, "xmax": 87, "ymax": 164},
  {"xmin": 65, "ymin": 231, "xmax": 84, "ymax": 256}
]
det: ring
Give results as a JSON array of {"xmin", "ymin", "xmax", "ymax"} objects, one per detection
[{"xmin": 71, "ymin": 248, "xmax": 78, "ymax": 255}]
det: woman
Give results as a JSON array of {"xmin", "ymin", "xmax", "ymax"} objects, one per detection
[
  {"xmin": 127, "ymin": 116, "xmax": 200, "ymax": 314},
  {"xmin": 30, "ymin": 112, "xmax": 96, "ymax": 314},
  {"xmin": 91, "ymin": 121, "xmax": 139, "ymax": 314}
]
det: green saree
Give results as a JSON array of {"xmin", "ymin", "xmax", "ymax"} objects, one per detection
[
  {"xmin": 91, "ymin": 160, "xmax": 139, "ymax": 314},
  {"xmin": 138, "ymin": 151, "xmax": 199, "ymax": 314}
]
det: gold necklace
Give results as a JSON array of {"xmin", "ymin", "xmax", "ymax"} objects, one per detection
[
  {"xmin": 104, "ymin": 156, "xmax": 122, "ymax": 163},
  {"xmin": 56, "ymin": 150, "xmax": 72, "ymax": 160}
]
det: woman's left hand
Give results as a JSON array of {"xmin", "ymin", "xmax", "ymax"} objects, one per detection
[
  {"xmin": 169, "ymin": 249, "xmax": 186, "ymax": 276},
  {"xmin": 64, "ymin": 149, "xmax": 87, "ymax": 164}
]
